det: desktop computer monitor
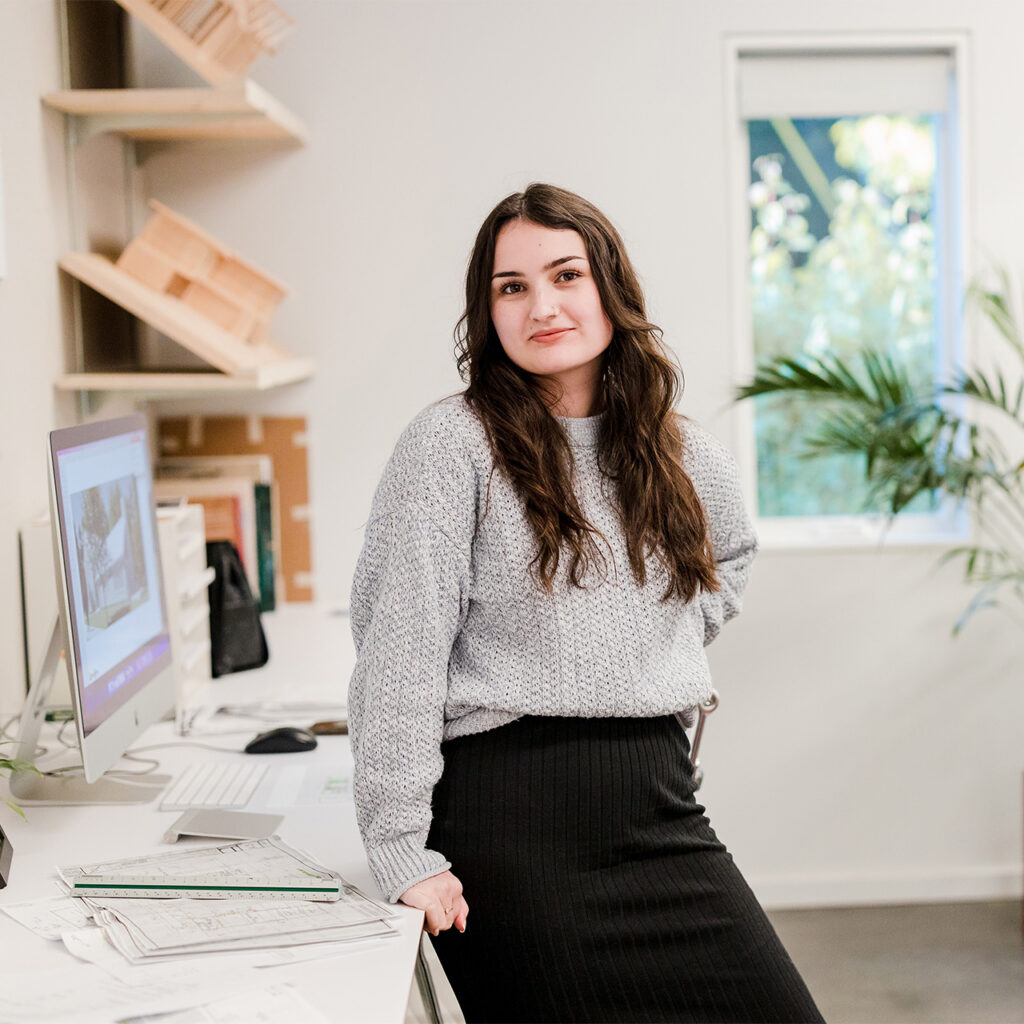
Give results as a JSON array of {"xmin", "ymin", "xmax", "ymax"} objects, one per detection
[{"xmin": 11, "ymin": 414, "xmax": 175, "ymax": 804}]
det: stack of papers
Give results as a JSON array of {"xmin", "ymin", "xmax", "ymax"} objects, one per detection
[
  {"xmin": 79, "ymin": 888, "xmax": 396, "ymax": 965},
  {"xmin": 41, "ymin": 838, "xmax": 398, "ymax": 968},
  {"xmin": 0, "ymin": 837, "xmax": 399, "ymax": 1022},
  {"xmin": 58, "ymin": 837, "xmax": 347, "ymax": 900}
]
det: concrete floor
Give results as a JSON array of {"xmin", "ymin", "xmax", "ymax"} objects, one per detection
[
  {"xmin": 769, "ymin": 900, "xmax": 1024, "ymax": 1024},
  {"xmin": 406, "ymin": 900, "xmax": 1024, "ymax": 1023}
]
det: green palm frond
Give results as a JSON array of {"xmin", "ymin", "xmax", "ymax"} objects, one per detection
[
  {"xmin": 737, "ymin": 348, "xmax": 917, "ymax": 410},
  {"xmin": 935, "ymin": 543, "xmax": 1022, "ymax": 580},
  {"xmin": 791, "ymin": 390, "xmax": 979, "ymax": 514},
  {"xmin": 799, "ymin": 407, "xmax": 877, "ymax": 456},
  {"xmin": 945, "ymin": 367, "xmax": 1024, "ymax": 426},
  {"xmin": 732, "ymin": 263, "xmax": 1024, "ymax": 635},
  {"xmin": 965, "ymin": 266, "xmax": 1024, "ymax": 360},
  {"xmin": 951, "ymin": 582, "xmax": 1003, "ymax": 636},
  {"xmin": 860, "ymin": 348, "xmax": 917, "ymax": 406}
]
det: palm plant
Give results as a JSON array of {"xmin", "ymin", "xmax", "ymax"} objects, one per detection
[{"xmin": 733, "ymin": 266, "xmax": 1024, "ymax": 635}]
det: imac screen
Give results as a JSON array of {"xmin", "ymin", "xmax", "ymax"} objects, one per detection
[{"xmin": 51, "ymin": 421, "xmax": 172, "ymax": 736}]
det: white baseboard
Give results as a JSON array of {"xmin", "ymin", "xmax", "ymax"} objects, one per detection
[{"xmin": 749, "ymin": 863, "xmax": 1023, "ymax": 909}]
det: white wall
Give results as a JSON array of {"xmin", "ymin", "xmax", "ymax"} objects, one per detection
[
  {"xmin": 3, "ymin": 0, "xmax": 1019, "ymax": 907},
  {"xmin": 0, "ymin": 0, "xmax": 76, "ymax": 715}
]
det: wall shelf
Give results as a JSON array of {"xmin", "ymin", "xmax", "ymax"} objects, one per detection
[
  {"xmin": 51, "ymin": 0, "xmax": 312, "ymax": 408},
  {"xmin": 58, "ymin": 251, "xmax": 313, "ymax": 393},
  {"xmin": 56, "ymin": 366, "xmax": 312, "ymax": 393},
  {"xmin": 42, "ymin": 80, "xmax": 307, "ymax": 144}
]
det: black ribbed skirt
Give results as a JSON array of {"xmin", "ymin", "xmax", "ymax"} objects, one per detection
[{"xmin": 427, "ymin": 715, "xmax": 824, "ymax": 1024}]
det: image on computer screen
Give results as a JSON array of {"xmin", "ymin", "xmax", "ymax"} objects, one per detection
[
  {"xmin": 71, "ymin": 475, "xmax": 149, "ymax": 626},
  {"xmin": 52, "ymin": 423, "xmax": 171, "ymax": 736}
]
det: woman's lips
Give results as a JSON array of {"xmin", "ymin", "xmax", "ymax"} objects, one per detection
[{"xmin": 531, "ymin": 328, "xmax": 573, "ymax": 343}]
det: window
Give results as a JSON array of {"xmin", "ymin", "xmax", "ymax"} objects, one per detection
[{"xmin": 726, "ymin": 41, "xmax": 968, "ymax": 546}]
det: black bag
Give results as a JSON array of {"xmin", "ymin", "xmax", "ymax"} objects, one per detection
[{"xmin": 206, "ymin": 540, "xmax": 269, "ymax": 677}]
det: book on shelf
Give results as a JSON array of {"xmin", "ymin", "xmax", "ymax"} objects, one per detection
[
  {"xmin": 152, "ymin": 474, "xmax": 260, "ymax": 604},
  {"xmin": 156, "ymin": 417, "xmax": 311, "ymax": 604},
  {"xmin": 156, "ymin": 455, "xmax": 277, "ymax": 612},
  {"xmin": 253, "ymin": 481, "xmax": 275, "ymax": 612}
]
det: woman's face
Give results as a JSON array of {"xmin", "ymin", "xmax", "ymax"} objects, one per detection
[{"xmin": 489, "ymin": 219, "xmax": 613, "ymax": 393}]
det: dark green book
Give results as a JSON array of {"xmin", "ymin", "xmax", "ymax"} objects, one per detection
[{"xmin": 254, "ymin": 483, "xmax": 276, "ymax": 613}]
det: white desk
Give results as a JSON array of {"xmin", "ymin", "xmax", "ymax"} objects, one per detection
[{"xmin": 0, "ymin": 605, "xmax": 426, "ymax": 1023}]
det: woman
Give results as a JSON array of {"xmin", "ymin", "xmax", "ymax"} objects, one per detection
[{"xmin": 348, "ymin": 183, "xmax": 823, "ymax": 1023}]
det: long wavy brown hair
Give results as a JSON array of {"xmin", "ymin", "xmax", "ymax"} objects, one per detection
[{"xmin": 451, "ymin": 182, "xmax": 719, "ymax": 603}]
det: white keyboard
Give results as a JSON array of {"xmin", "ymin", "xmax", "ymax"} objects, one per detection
[{"xmin": 160, "ymin": 761, "xmax": 269, "ymax": 811}]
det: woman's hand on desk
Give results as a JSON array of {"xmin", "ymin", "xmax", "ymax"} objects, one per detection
[{"xmin": 399, "ymin": 870, "xmax": 469, "ymax": 936}]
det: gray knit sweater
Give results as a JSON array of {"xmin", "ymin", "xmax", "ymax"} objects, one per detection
[{"xmin": 347, "ymin": 394, "xmax": 758, "ymax": 902}]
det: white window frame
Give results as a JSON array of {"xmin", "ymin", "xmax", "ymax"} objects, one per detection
[{"xmin": 722, "ymin": 32, "xmax": 973, "ymax": 551}]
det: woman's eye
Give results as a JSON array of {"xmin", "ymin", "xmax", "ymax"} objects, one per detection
[{"xmin": 497, "ymin": 270, "xmax": 581, "ymax": 295}]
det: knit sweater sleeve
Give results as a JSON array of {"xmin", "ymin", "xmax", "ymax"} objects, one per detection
[
  {"xmin": 347, "ymin": 410, "xmax": 475, "ymax": 903},
  {"xmin": 683, "ymin": 421, "xmax": 760, "ymax": 648}
]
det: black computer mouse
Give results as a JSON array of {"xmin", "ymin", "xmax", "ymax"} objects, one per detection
[{"xmin": 244, "ymin": 726, "xmax": 318, "ymax": 754}]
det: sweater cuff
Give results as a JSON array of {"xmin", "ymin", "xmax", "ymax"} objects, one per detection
[{"xmin": 367, "ymin": 836, "xmax": 452, "ymax": 904}]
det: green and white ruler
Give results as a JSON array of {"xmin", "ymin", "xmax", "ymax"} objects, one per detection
[{"xmin": 67, "ymin": 875, "xmax": 342, "ymax": 900}]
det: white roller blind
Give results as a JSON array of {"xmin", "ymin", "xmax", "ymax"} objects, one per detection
[{"xmin": 738, "ymin": 50, "xmax": 954, "ymax": 119}]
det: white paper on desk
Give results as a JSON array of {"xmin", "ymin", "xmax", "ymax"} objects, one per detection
[
  {"xmin": 0, "ymin": 960, "xmax": 269, "ymax": 1023},
  {"xmin": 1, "ymin": 894, "xmax": 93, "ymax": 939},
  {"xmin": 146, "ymin": 918, "xmax": 398, "ymax": 958},
  {"xmin": 94, "ymin": 908, "xmax": 396, "ymax": 966},
  {"xmin": 61, "ymin": 925, "xmax": 130, "ymax": 976},
  {"xmin": 121, "ymin": 981, "xmax": 332, "ymax": 1024},
  {"xmin": 254, "ymin": 764, "xmax": 350, "ymax": 807},
  {"xmin": 87, "ymin": 893, "xmax": 390, "ymax": 954},
  {"xmin": 61, "ymin": 919, "xmax": 396, "ymax": 977},
  {"xmin": 59, "ymin": 836, "xmax": 342, "ymax": 894},
  {"xmin": 252, "ymin": 927, "xmax": 399, "ymax": 967}
]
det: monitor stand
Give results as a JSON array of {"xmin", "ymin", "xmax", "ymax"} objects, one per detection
[{"xmin": 9, "ymin": 621, "xmax": 170, "ymax": 806}]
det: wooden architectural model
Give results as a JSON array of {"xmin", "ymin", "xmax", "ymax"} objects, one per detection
[
  {"xmin": 117, "ymin": 199, "xmax": 287, "ymax": 345},
  {"xmin": 115, "ymin": 0, "xmax": 294, "ymax": 84}
]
